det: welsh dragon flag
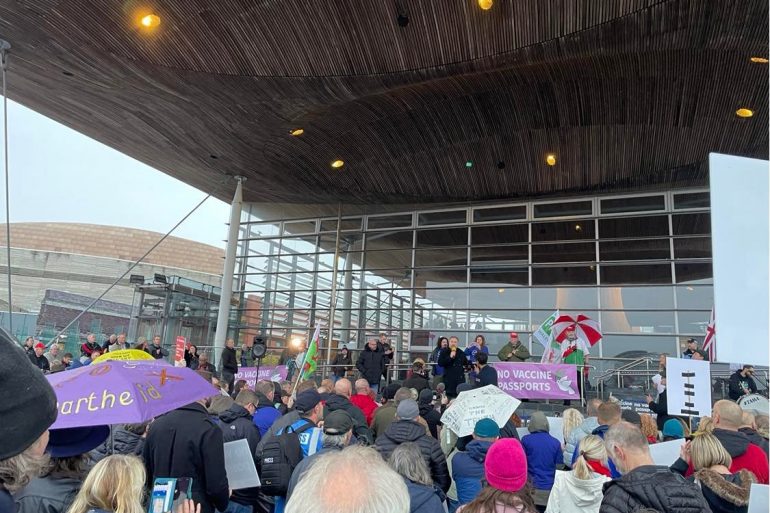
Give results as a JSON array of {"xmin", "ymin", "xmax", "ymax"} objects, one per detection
[
  {"xmin": 534, "ymin": 310, "xmax": 561, "ymax": 363},
  {"xmin": 301, "ymin": 324, "xmax": 321, "ymax": 380}
]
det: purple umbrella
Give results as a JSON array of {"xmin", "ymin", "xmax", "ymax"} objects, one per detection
[{"xmin": 46, "ymin": 359, "xmax": 220, "ymax": 429}]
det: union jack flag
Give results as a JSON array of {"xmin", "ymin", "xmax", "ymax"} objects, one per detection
[{"xmin": 703, "ymin": 308, "xmax": 715, "ymax": 361}]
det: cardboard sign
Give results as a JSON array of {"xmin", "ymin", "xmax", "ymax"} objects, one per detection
[
  {"xmin": 649, "ymin": 438, "xmax": 685, "ymax": 466},
  {"xmin": 666, "ymin": 357, "xmax": 712, "ymax": 418},
  {"xmin": 174, "ymin": 336, "xmax": 186, "ymax": 367},
  {"xmin": 223, "ymin": 439, "xmax": 261, "ymax": 490},
  {"xmin": 748, "ymin": 483, "xmax": 769, "ymax": 513}
]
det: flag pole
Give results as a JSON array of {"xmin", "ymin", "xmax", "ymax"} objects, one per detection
[{"xmin": 290, "ymin": 322, "xmax": 320, "ymax": 398}]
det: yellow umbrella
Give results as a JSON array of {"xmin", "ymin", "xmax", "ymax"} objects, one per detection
[{"xmin": 93, "ymin": 349, "xmax": 154, "ymax": 363}]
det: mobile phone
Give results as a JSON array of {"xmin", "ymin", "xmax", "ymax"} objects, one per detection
[{"xmin": 148, "ymin": 477, "xmax": 193, "ymax": 513}]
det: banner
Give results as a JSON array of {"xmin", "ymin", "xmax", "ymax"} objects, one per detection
[
  {"xmin": 492, "ymin": 362, "xmax": 578, "ymax": 399},
  {"xmin": 174, "ymin": 336, "xmax": 186, "ymax": 367},
  {"xmin": 234, "ymin": 365, "xmax": 288, "ymax": 388},
  {"xmin": 532, "ymin": 310, "xmax": 559, "ymax": 350}
]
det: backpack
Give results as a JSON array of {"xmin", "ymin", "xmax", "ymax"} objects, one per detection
[{"xmin": 259, "ymin": 421, "xmax": 314, "ymax": 496}]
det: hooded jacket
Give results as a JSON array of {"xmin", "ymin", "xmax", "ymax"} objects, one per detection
[
  {"xmin": 452, "ymin": 439, "xmax": 493, "ymax": 504},
  {"xmin": 545, "ymin": 469, "xmax": 610, "ymax": 513},
  {"xmin": 671, "ymin": 428, "xmax": 769, "ymax": 484},
  {"xmin": 522, "ymin": 431, "xmax": 563, "ymax": 490},
  {"xmin": 252, "ymin": 392, "xmax": 282, "ymax": 437},
  {"xmin": 325, "ymin": 393, "xmax": 373, "ymax": 445},
  {"xmin": 90, "ymin": 425, "xmax": 145, "ymax": 463},
  {"xmin": 600, "ymin": 465, "xmax": 712, "ymax": 513},
  {"xmin": 404, "ymin": 479, "xmax": 446, "ymax": 513},
  {"xmin": 564, "ymin": 417, "xmax": 599, "ymax": 465},
  {"xmin": 695, "ymin": 468, "xmax": 755, "ymax": 513},
  {"xmin": 571, "ymin": 425, "xmax": 619, "ymax": 478},
  {"xmin": 14, "ymin": 474, "xmax": 81, "ymax": 513},
  {"xmin": 220, "ymin": 346, "xmax": 238, "ymax": 374},
  {"xmin": 738, "ymin": 427, "xmax": 769, "ymax": 456},
  {"xmin": 375, "ymin": 420, "xmax": 450, "ymax": 493},
  {"xmin": 418, "ymin": 400, "xmax": 443, "ymax": 440},
  {"xmin": 356, "ymin": 344, "xmax": 386, "ymax": 385}
]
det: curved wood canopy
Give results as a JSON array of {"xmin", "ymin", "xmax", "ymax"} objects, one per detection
[{"xmin": 0, "ymin": 0, "xmax": 767, "ymax": 204}]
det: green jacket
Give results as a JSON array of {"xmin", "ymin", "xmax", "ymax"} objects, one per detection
[{"xmin": 497, "ymin": 342, "xmax": 530, "ymax": 362}]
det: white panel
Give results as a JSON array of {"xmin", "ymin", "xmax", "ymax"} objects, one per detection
[{"xmin": 709, "ymin": 154, "xmax": 769, "ymax": 365}]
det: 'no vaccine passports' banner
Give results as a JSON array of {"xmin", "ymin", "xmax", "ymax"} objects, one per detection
[
  {"xmin": 492, "ymin": 362, "xmax": 579, "ymax": 400},
  {"xmin": 234, "ymin": 365, "xmax": 288, "ymax": 388}
]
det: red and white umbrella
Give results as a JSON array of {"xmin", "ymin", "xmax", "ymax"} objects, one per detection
[{"xmin": 552, "ymin": 314, "xmax": 603, "ymax": 346}]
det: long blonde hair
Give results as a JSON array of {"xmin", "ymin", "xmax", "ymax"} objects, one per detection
[
  {"xmin": 67, "ymin": 455, "xmax": 145, "ymax": 513},
  {"xmin": 562, "ymin": 408, "xmax": 584, "ymax": 441},
  {"xmin": 572, "ymin": 435, "xmax": 608, "ymax": 480}
]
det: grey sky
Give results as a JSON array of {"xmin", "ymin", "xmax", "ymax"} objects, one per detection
[{"xmin": 3, "ymin": 100, "xmax": 229, "ymax": 249}]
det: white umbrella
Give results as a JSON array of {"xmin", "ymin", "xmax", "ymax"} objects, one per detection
[{"xmin": 440, "ymin": 385, "xmax": 521, "ymax": 437}]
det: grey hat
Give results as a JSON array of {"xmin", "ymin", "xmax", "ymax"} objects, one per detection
[
  {"xmin": 528, "ymin": 411, "xmax": 549, "ymax": 433},
  {"xmin": 396, "ymin": 399, "xmax": 420, "ymax": 420}
]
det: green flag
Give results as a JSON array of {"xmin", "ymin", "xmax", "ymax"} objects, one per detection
[{"xmin": 301, "ymin": 324, "xmax": 321, "ymax": 380}]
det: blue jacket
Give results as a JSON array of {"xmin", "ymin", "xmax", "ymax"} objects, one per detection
[
  {"xmin": 521, "ymin": 431, "xmax": 563, "ymax": 490},
  {"xmin": 405, "ymin": 479, "xmax": 446, "ymax": 513},
  {"xmin": 452, "ymin": 440, "xmax": 493, "ymax": 504},
  {"xmin": 252, "ymin": 404, "xmax": 282, "ymax": 437},
  {"xmin": 571, "ymin": 424, "xmax": 620, "ymax": 478}
]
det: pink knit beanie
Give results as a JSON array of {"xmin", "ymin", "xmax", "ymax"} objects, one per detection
[{"xmin": 484, "ymin": 438, "xmax": 528, "ymax": 492}]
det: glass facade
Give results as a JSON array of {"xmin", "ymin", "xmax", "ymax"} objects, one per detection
[{"xmin": 234, "ymin": 190, "xmax": 713, "ymax": 361}]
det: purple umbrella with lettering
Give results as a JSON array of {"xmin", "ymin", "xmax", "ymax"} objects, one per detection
[{"xmin": 46, "ymin": 359, "xmax": 220, "ymax": 429}]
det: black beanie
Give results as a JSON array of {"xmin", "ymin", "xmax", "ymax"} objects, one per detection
[{"xmin": 0, "ymin": 328, "xmax": 58, "ymax": 460}]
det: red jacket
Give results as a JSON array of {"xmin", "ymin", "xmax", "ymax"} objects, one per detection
[
  {"xmin": 680, "ymin": 429, "xmax": 769, "ymax": 484},
  {"xmin": 350, "ymin": 393, "xmax": 379, "ymax": 426}
]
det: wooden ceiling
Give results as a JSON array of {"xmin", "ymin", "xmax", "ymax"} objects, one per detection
[{"xmin": 0, "ymin": 0, "xmax": 767, "ymax": 205}]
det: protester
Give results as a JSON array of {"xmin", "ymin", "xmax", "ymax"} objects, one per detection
[
  {"xmin": 671, "ymin": 399, "xmax": 768, "ymax": 484},
  {"xmin": 545, "ymin": 435, "xmax": 611, "ymax": 513},
  {"xmin": 107, "ymin": 333, "xmax": 129, "ymax": 352},
  {"xmin": 356, "ymin": 338, "xmax": 387, "ymax": 393},
  {"xmin": 522, "ymin": 411, "xmax": 563, "ymax": 508},
  {"xmin": 571, "ymin": 402, "xmax": 621, "ymax": 477},
  {"xmin": 560, "ymin": 327, "xmax": 589, "ymax": 406},
  {"xmin": 22, "ymin": 335, "xmax": 35, "ymax": 356},
  {"xmin": 465, "ymin": 335, "xmax": 489, "ymax": 383},
  {"xmin": 453, "ymin": 418, "xmax": 500, "ymax": 506},
  {"xmin": 60, "ymin": 352, "xmax": 74, "ymax": 371},
  {"xmin": 326, "ymin": 378, "xmax": 373, "ymax": 444},
  {"xmin": 197, "ymin": 353, "xmax": 215, "ymax": 373},
  {"xmin": 380, "ymin": 334, "xmax": 395, "ymax": 381},
  {"xmin": 657, "ymin": 353, "xmax": 667, "ymax": 377},
  {"xmin": 696, "ymin": 416, "xmax": 716, "ymax": 435},
  {"xmin": 240, "ymin": 337, "xmax": 255, "ymax": 368},
  {"xmin": 621, "ymin": 410, "xmax": 642, "ymax": 429},
  {"xmin": 142, "ymin": 397, "xmax": 229, "ymax": 513},
  {"xmin": 255, "ymin": 384, "xmax": 320, "ymax": 457},
  {"xmin": 692, "ymin": 349, "xmax": 708, "ymax": 361},
  {"xmin": 473, "ymin": 352, "xmax": 498, "ymax": 388},
  {"xmin": 331, "ymin": 346, "xmax": 353, "ymax": 382},
  {"xmin": 600, "ymin": 422, "xmax": 711, "ymax": 513},
  {"xmin": 15, "ymin": 425, "xmax": 109, "ymax": 513},
  {"xmin": 285, "ymin": 445, "xmax": 409, "ymax": 513},
  {"xmin": 350, "ymin": 378, "xmax": 379, "ymax": 426},
  {"xmin": 645, "ymin": 377, "xmax": 676, "ymax": 431},
  {"xmin": 682, "ymin": 338, "xmax": 699, "ymax": 359},
  {"xmin": 389, "ymin": 442, "xmax": 446, "ymax": 513},
  {"xmin": 220, "ymin": 338, "xmax": 239, "ymax": 393},
  {"xmin": 251, "ymin": 380, "xmax": 282, "ymax": 437},
  {"xmin": 662, "ymin": 418, "xmax": 685, "ymax": 442},
  {"xmin": 418, "ymin": 389, "xmax": 443, "ymax": 439},
  {"xmin": 29, "ymin": 341, "xmax": 51, "ymax": 372},
  {"xmin": 207, "ymin": 394, "xmax": 235, "ymax": 422},
  {"xmin": 372, "ymin": 384, "xmax": 406, "ymax": 440},
  {"xmin": 0, "ymin": 330, "xmax": 59, "ymax": 511},
  {"xmin": 80, "ymin": 333, "xmax": 100, "ymax": 358},
  {"xmin": 375, "ymin": 399, "xmax": 451, "ymax": 493},
  {"xmin": 429, "ymin": 337, "xmax": 449, "ymax": 388},
  {"xmin": 560, "ymin": 409, "xmax": 584, "ymax": 466},
  {"xmin": 185, "ymin": 344, "xmax": 200, "ymax": 369},
  {"xmin": 497, "ymin": 332, "xmax": 531, "ymax": 363},
  {"xmin": 230, "ymin": 379, "xmax": 247, "ymax": 399},
  {"xmin": 564, "ymin": 399, "xmax": 601, "ymax": 465},
  {"xmin": 44, "ymin": 343, "xmax": 61, "ymax": 366},
  {"xmin": 134, "ymin": 337, "xmax": 149, "ymax": 354},
  {"xmin": 729, "ymin": 365, "xmax": 758, "ymax": 401},
  {"xmin": 90, "ymin": 422, "xmax": 148, "ymax": 463},
  {"xmin": 403, "ymin": 360, "xmax": 431, "ymax": 392},
  {"xmin": 439, "ymin": 336, "xmax": 469, "ymax": 398},
  {"xmin": 148, "ymin": 335, "xmax": 168, "ymax": 360},
  {"xmin": 67, "ymin": 455, "xmax": 145, "ymax": 513},
  {"xmin": 738, "ymin": 411, "xmax": 769, "ymax": 455},
  {"xmin": 639, "ymin": 414, "xmax": 658, "ymax": 444},
  {"xmin": 685, "ymin": 432, "xmax": 756, "ymax": 513},
  {"xmin": 755, "ymin": 414, "xmax": 769, "ymax": 440},
  {"xmin": 458, "ymin": 437, "xmax": 536, "ymax": 513}
]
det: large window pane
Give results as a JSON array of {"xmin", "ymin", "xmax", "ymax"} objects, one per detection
[
  {"xmin": 599, "ymin": 216, "xmax": 669, "ymax": 238},
  {"xmin": 599, "ymin": 239, "xmax": 671, "ymax": 261},
  {"xmin": 469, "ymin": 268, "xmax": 528, "ymax": 287},
  {"xmin": 246, "ymin": 222, "xmax": 280, "ymax": 238},
  {"xmin": 364, "ymin": 249, "xmax": 412, "ymax": 269},
  {"xmin": 365, "ymin": 230, "xmax": 413, "ymax": 250},
  {"xmin": 600, "ymin": 286, "xmax": 674, "ymax": 310},
  {"xmin": 473, "ymin": 205, "xmax": 527, "ymax": 223},
  {"xmin": 672, "ymin": 213, "xmax": 711, "ymax": 235},
  {"xmin": 675, "ymin": 263, "xmax": 712, "ymax": 284},
  {"xmin": 416, "ymin": 228, "xmax": 468, "ymax": 247},
  {"xmin": 472, "ymin": 224, "xmax": 528, "ymax": 245},
  {"xmin": 368, "ymin": 214, "xmax": 412, "ymax": 230},
  {"xmin": 600, "ymin": 264, "xmax": 672, "ymax": 285},
  {"xmin": 532, "ymin": 266, "xmax": 596, "ymax": 285},
  {"xmin": 678, "ymin": 311, "xmax": 711, "ymax": 334},
  {"xmin": 319, "ymin": 217, "xmax": 362, "ymax": 232},
  {"xmin": 418, "ymin": 210, "xmax": 467, "ymax": 226},
  {"xmin": 600, "ymin": 335, "xmax": 677, "ymax": 358},
  {"xmin": 532, "ymin": 220, "xmax": 595, "ymax": 242},
  {"xmin": 531, "ymin": 287, "xmax": 598, "ymax": 309},
  {"xmin": 600, "ymin": 195, "xmax": 665, "ymax": 214},
  {"xmin": 674, "ymin": 192, "xmax": 710, "ymax": 210},
  {"xmin": 532, "ymin": 242, "xmax": 596, "ymax": 263},
  {"xmin": 471, "ymin": 245, "xmax": 528, "ymax": 264},
  {"xmin": 414, "ymin": 288, "xmax": 469, "ymax": 309},
  {"xmin": 601, "ymin": 311, "xmax": 675, "ymax": 334},
  {"xmin": 283, "ymin": 220, "xmax": 316, "ymax": 235},
  {"xmin": 415, "ymin": 247, "xmax": 467, "ymax": 267},
  {"xmin": 534, "ymin": 200, "xmax": 592, "ymax": 218},
  {"xmin": 414, "ymin": 269, "xmax": 467, "ymax": 288},
  {"xmin": 675, "ymin": 285, "xmax": 713, "ymax": 309},
  {"xmin": 470, "ymin": 287, "xmax": 528, "ymax": 308},
  {"xmin": 673, "ymin": 238, "xmax": 711, "ymax": 259}
]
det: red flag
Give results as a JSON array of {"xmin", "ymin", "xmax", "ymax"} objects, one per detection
[{"xmin": 703, "ymin": 308, "xmax": 715, "ymax": 361}]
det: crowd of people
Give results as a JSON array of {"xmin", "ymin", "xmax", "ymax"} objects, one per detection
[{"xmin": 4, "ymin": 328, "xmax": 768, "ymax": 513}]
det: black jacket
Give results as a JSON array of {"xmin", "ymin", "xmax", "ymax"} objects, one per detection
[
  {"xmin": 218, "ymin": 404, "xmax": 261, "ymax": 507},
  {"xmin": 14, "ymin": 475, "xmax": 81, "ymax": 513},
  {"xmin": 729, "ymin": 371, "xmax": 758, "ymax": 401},
  {"xmin": 418, "ymin": 401, "xmax": 443, "ymax": 439},
  {"xmin": 739, "ymin": 427, "xmax": 769, "ymax": 456},
  {"xmin": 28, "ymin": 353, "xmax": 50, "ymax": 372},
  {"xmin": 149, "ymin": 344, "xmax": 168, "ymax": 359},
  {"xmin": 648, "ymin": 389, "xmax": 676, "ymax": 431},
  {"xmin": 356, "ymin": 344, "xmax": 386, "ymax": 385},
  {"xmin": 475, "ymin": 365, "xmax": 498, "ymax": 388},
  {"xmin": 375, "ymin": 420, "xmax": 450, "ymax": 493},
  {"xmin": 437, "ymin": 348, "xmax": 468, "ymax": 397},
  {"xmin": 221, "ymin": 347, "xmax": 238, "ymax": 374},
  {"xmin": 332, "ymin": 352, "xmax": 352, "ymax": 377},
  {"xmin": 142, "ymin": 403, "xmax": 229, "ymax": 513},
  {"xmin": 405, "ymin": 478, "xmax": 446, "ymax": 513},
  {"xmin": 324, "ymin": 394, "xmax": 373, "ymax": 445},
  {"xmin": 600, "ymin": 465, "xmax": 712, "ymax": 513},
  {"xmin": 91, "ymin": 425, "xmax": 145, "ymax": 463},
  {"xmin": 403, "ymin": 374, "xmax": 430, "ymax": 393},
  {"xmin": 695, "ymin": 468, "xmax": 754, "ymax": 513}
]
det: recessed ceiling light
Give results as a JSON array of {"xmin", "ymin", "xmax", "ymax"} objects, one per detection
[
  {"xmin": 140, "ymin": 14, "xmax": 161, "ymax": 28},
  {"xmin": 478, "ymin": 0, "xmax": 493, "ymax": 10},
  {"xmin": 736, "ymin": 108, "xmax": 754, "ymax": 118},
  {"xmin": 331, "ymin": 160, "xmax": 344, "ymax": 169},
  {"xmin": 546, "ymin": 154, "xmax": 557, "ymax": 166},
  {"xmin": 465, "ymin": 161, "xmax": 473, "ymax": 168},
  {"xmin": 750, "ymin": 57, "xmax": 769, "ymax": 63},
  {"xmin": 290, "ymin": 128, "xmax": 304, "ymax": 136}
]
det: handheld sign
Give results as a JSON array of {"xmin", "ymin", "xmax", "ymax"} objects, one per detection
[
  {"xmin": 666, "ymin": 357, "xmax": 711, "ymax": 418},
  {"xmin": 224, "ymin": 439, "xmax": 261, "ymax": 490}
]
